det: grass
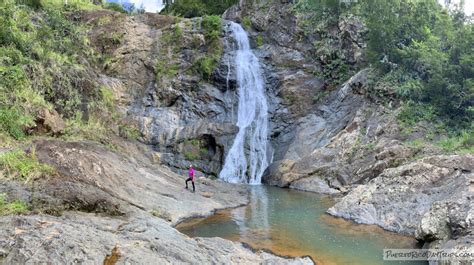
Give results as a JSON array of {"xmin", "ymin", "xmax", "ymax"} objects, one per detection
[
  {"xmin": 436, "ymin": 131, "xmax": 474, "ymax": 154},
  {"xmin": 190, "ymin": 15, "xmax": 223, "ymax": 80},
  {"xmin": 119, "ymin": 124, "xmax": 141, "ymax": 141},
  {"xmin": 241, "ymin": 17, "xmax": 252, "ymax": 30},
  {"xmin": 0, "ymin": 193, "xmax": 28, "ymax": 216},
  {"xmin": 256, "ymin": 35, "xmax": 264, "ymax": 47},
  {"xmin": 407, "ymin": 139, "xmax": 426, "ymax": 149},
  {"xmin": 0, "ymin": 149, "xmax": 54, "ymax": 182},
  {"xmin": 312, "ymin": 91, "xmax": 329, "ymax": 104},
  {"xmin": 156, "ymin": 60, "xmax": 180, "ymax": 80},
  {"xmin": 193, "ymin": 55, "xmax": 219, "ymax": 79}
]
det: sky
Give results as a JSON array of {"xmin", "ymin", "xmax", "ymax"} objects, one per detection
[
  {"xmin": 108, "ymin": 0, "xmax": 164, "ymax": 12},
  {"xmin": 441, "ymin": 0, "xmax": 474, "ymax": 15},
  {"xmin": 110, "ymin": 0, "xmax": 473, "ymax": 14}
]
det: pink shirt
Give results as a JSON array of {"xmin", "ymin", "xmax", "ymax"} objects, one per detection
[{"xmin": 188, "ymin": 168, "xmax": 195, "ymax": 180}]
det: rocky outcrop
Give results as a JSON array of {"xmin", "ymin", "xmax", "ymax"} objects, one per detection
[
  {"xmin": 0, "ymin": 139, "xmax": 312, "ymax": 264},
  {"xmin": 31, "ymin": 108, "xmax": 66, "ymax": 136},
  {"xmin": 80, "ymin": 11, "xmax": 241, "ymax": 177},
  {"xmin": 327, "ymin": 155, "xmax": 473, "ymax": 258},
  {"xmin": 224, "ymin": 1, "xmax": 473, "ymax": 259}
]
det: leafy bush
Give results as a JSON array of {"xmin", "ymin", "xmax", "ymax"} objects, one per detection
[
  {"xmin": 436, "ymin": 130, "xmax": 474, "ymax": 154},
  {"xmin": 104, "ymin": 2, "xmax": 127, "ymax": 13},
  {"xmin": 242, "ymin": 17, "xmax": 252, "ymax": 30},
  {"xmin": 119, "ymin": 124, "xmax": 141, "ymax": 141},
  {"xmin": 155, "ymin": 59, "xmax": 179, "ymax": 80},
  {"xmin": 0, "ymin": 107, "xmax": 34, "ymax": 140},
  {"xmin": 256, "ymin": 35, "xmax": 264, "ymax": 47},
  {"xmin": 0, "ymin": 193, "xmax": 28, "ymax": 216},
  {"xmin": 193, "ymin": 55, "xmax": 220, "ymax": 79},
  {"xmin": 0, "ymin": 149, "xmax": 54, "ymax": 181},
  {"xmin": 201, "ymin": 15, "xmax": 222, "ymax": 43},
  {"xmin": 162, "ymin": 0, "xmax": 238, "ymax": 17},
  {"xmin": 297, "ymin": 0, "xmax": 473, "ymax": 132}
]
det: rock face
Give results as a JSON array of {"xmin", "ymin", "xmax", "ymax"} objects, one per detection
[
  {"xmin": 32, "ymin": 108, "xmax": 66, "ymax": 136},
  {"xmin": 82, "ymin": 11, "xmax": 240, "ymax": 177},
  {"xmin": 328, "ymin": 155, "xmax": 473, "ymax": 261},
  {"xmin": 0, "ymin": 139, "xmax": 311, "ymax": 264},
  {"xmin": 223, "ymin": 0, "xmax": 473, "ymax": 259}
]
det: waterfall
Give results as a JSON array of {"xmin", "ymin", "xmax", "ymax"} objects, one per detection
[{"xmin": 219, "ymin": 22, "xmax": 270, "ymax": 184}]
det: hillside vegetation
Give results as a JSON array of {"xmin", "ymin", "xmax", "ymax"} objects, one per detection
[
  {"xmin": 295, "ymin": 0, "xmax": 473, "ymax": 136},
  {"xmin": 0, "ymin": 0, "xmax": 134, "ymax": 148}
]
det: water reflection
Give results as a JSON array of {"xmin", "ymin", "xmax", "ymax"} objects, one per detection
[
  {"xmin": 232, "ymin": 186, "xmax": 270, "ymax": 241},
  {"xmin": 177, "ymin": 186, "xmax": 426, "ymax": 265}
]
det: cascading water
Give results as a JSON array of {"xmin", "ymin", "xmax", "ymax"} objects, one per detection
[{"xmin": 219, "ymin": 22, "xmax": 270, "ymax": 184}]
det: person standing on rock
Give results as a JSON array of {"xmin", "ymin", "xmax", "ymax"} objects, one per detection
[{"xmin": 185, "ymin": 165, "xmax": 196, "ymax": 192}]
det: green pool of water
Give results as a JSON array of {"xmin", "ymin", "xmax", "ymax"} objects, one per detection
[{"xmin": 177, "ymin": 186, "xmax": 427, "ymax": 265}]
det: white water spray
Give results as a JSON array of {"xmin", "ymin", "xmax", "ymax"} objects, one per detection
[{"xmin": 219, "ymin": 22, "xmax": 270, "ymax": 184}]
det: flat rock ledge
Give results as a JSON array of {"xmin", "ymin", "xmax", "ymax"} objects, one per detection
[{"xmin": 0, "ymin": 140, "xmax": 312, "ymax": 264}]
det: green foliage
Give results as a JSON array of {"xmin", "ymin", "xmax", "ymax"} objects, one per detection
[
  {"xmin": 184, "ymin": 151, "xmax": 199, "ymax": 160},
  {"xmin": 99, "ymin": 86, "xmax": 115, "ymax": 111},
  {"xmin": 118, "ymin": 124, "xmax": 141, "ymax": 141},
  {"xmin": 63, "ymin": 111, "xmax": 109, "ymax": 143},
  {"xmin": 0, "ymin": 1, "xmax": 99, "ymax": 122},
  {"xmin": 0, "ymin": 107, "xmax": 34, "ymax": 140},
  {"xmin": 104, "ymin": 2, "xmax": 126, "ymax": 13},
  {"xmin": 0, "ymin": 193, "xmax": 28, "ymax": 216},
  {"xmin": 201, "ymin": 15, "xmax": 222, "ymax": 43},
  {"xmin": 156, "ymin": 60, "xmax": 179, "ymax": 80},
  {"xmin": 436, "ymin": 130, "xmax": 474, "ymax": 154},
  {"xmin": 193, "ymin": 55, "xmax": 219, "ymax": 79},
  {"xmin": 295, "ymin": 0, "xmax": 473, "ymax": 131},
  {"xmin": 397, "ymin": 101, "xmax": 436, "ymax": 127},
  {"xmin": 242, "ymin": 17, "xmax": 252, "ymax": 30},
  {"xmin": 312, "ymin": 90, "xmax": 329, "ymax": 104},
  {"xmin": 191, "ymin": 15, "xmax": 223, "ymax": 79},
  {"xmin": 359, "ymin": 0, "xmax": 473, "ymax": 130},
  {"xmin": 256, "ymin": 35, "xmax": 264, "ymax": 47},
  {"xmin": 173, "ymin": 25, "xmax": 183, "ymax": 41},
  {"xmin": 162, "ymin": 0, "xmax": 238, "ymax": 17},
  {"xmin": 0, "ymin": 149, "xmax": 54, "ymax": 181}
]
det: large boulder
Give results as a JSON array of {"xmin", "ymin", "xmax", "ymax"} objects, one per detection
[
  {"xmin": 33, "ymin": 108, "xmax": 66, "ymax": 136},
  {"xmin": 327, "ymin": 155, "xmax": 473, "ymax": 238}
]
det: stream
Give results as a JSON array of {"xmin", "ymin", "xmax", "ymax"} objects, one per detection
[{"xmin": 177, "ymin": 186, "xmax": 427, "ymax": 265}]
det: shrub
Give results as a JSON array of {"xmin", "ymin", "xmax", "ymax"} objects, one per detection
[
  {"xmin": 104, "ymin": 2, "xmax": 127, "ymax": 13},
  {"xmin": 193, "ymin": 55, "xmax": 219, "ymax": 79},
  {"xmin": 173, "ymin": 25, "xmax": 183, "ymax": 41},
  {"xmin": 0, "ymin": 193, "xmax": 28, "ymax": 216},
  {"xmin": 241, "ymin": 17, "xmax": 252, "ymax": 30},
  {"xmin": 0, "ymin": 149, "xmax": 54, "ymax": 182},
  {"xmin": 0, "ymin": 107, "xmax": 34, "ymax": 140},
  {"xmin": 155, "ymin": 60, "xmax": 179, "ymax": 80},
  {"xmin": 201, "ymin": 15, "xmax": 222, "ymax": 43},
  {"xmin": 256, "ymin": 35, "xmax": 264, "ymax": 47},
  {"xmin": 119, "ymin": 124, "xmax": 141, "ymax": 140},
  {"xmin": 162, "ymin": 0, "xmax": 238, "ymax": 18},
  {"xmin": 437, "ymin": 130, "xmax": 474, "ymax": 154}
]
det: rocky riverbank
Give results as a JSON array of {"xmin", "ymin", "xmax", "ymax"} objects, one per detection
[
  {"xmin": 0, "ymin": 139, "xmax": 311, "ymax": 264},
  {"xmin": 225, "ymin": 0, "xmax": 473, "ymax": 259}
]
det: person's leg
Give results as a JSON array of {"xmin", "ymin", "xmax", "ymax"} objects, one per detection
[
  {"xmin": 185, "ymin": 178, "xmax": 190, "ymax": 189},
  {"xmin": 192, "ymin": 181, "xmax": 195, "ymax": 192}
]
